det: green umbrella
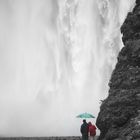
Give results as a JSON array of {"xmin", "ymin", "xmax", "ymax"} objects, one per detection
[{"xmin": 76, "ymin": 112, "xmax": 95, "ymax": 118}]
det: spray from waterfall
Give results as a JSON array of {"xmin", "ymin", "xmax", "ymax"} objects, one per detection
[{"xmin": 0, "ymin": 0, "xmax": 135, "ymax": 136}]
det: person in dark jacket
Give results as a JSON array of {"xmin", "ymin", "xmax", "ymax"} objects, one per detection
[{"xmin": 80, "ymin": 119, "xmax": 89, "ymax": 140}]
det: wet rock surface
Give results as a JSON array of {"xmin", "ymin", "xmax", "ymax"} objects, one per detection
[
  {"xmin": 0, "ymin": 137, "xmax": 81, "ymax": 140},
  {"xmin": 0, "ymin": 137, "xmax": 98, "ymax": 140},
  {"xmin": 96, "ymin": 1, "xmax": 140, "ymax": 140}
]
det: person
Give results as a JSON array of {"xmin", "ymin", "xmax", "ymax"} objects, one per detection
[
  {"xmin": 80, "ymin": 119, "xmax": 89, "ymax": 140},
  {"xmin": 88, "ymin": 122, "xmax": 96, "ymax": 140}
]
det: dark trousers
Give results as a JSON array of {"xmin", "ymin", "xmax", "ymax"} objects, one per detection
[{"xmin": 82, "ymin": 135, "xmax": 88, "ymax": 140}]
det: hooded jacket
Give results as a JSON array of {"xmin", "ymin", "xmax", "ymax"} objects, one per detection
[{"xmin": 88, "ymin": 122, "xmax": 96, "ymax": 136}]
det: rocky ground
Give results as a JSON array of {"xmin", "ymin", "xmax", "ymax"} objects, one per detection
[
  {"xmin": 0, "ymin": 137, "xmax": 80, "ymax": 140},
  {"xmin": 0, "ymin": 137, "xmax": 98, "ymax": 140},
  {"xmin": 96, "ymin": 0, "xmax": 140, "ymax": 140}
]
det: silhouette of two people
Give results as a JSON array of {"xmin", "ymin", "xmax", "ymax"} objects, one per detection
[{"xmin": 80, "ymin": 119, "xmax": 96, "ymax": 140}]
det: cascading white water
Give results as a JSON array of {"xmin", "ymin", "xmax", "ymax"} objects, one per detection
[{"xmin": 0, "ymin": 0, "xmax": 135, "ymax": 137}]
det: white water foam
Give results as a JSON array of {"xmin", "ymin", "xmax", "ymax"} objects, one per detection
[{"xmin": 0, "ymin": 0, "xmax": 135, "ymax": 136}]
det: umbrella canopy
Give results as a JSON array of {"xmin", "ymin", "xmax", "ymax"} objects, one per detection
[{"xmin": 76, "ymin": 112, "xmax": 95, "ymax": 118}]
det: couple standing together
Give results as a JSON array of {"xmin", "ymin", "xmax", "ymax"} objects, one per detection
[{"xmin": 80, "ymin": 119, "xmax": 96, "ymax": 140}]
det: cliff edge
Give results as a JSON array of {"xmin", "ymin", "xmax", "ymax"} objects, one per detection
[{"xmin": 96, "ymin": 0, "xmax": 140, "ymax": 140}]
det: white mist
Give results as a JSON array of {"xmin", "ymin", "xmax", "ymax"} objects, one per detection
[{"xmin": 0, "ymin": 0, "xmax": 135, "ymax": 136}]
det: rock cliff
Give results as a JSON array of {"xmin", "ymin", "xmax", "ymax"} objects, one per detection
[{"xmin": 96, "ymin": 0, "xmax": 140, "ymax": 140}]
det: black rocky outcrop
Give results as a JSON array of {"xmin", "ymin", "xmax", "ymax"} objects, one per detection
[{"xmin": 96, "ymin": 1, "xmax": 140, "ymax": 140}]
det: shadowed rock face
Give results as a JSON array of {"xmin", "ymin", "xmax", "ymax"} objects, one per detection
[{"xmin": 96, "ymin": 1, "xmax": 140, "ymax": 140}]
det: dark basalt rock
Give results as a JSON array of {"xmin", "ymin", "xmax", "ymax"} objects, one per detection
[
  {"xmin": 136, "ymin": 0, "xmax": 140, "ymax": 4},
  {"xmin": 96, "ymin": 1, "xmax": 140, "ymax": 140}
]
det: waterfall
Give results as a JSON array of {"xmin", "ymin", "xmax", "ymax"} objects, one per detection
[{"xmin": 0, "ymin": 0, "xmax": 135, "ymax": 136}]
